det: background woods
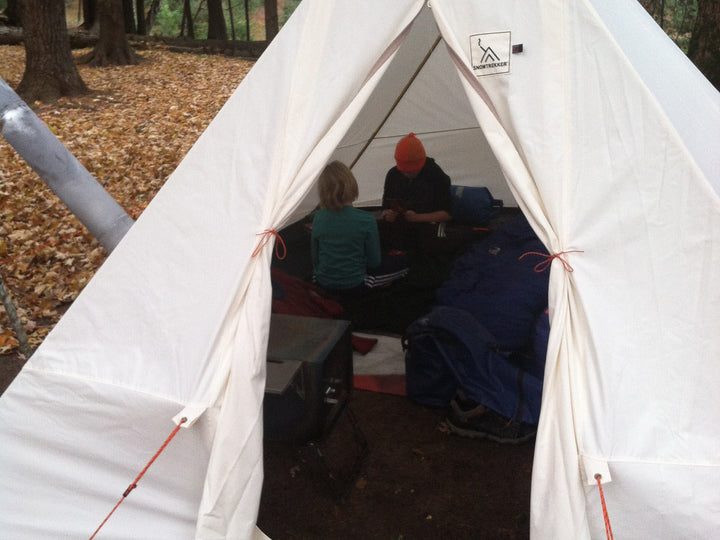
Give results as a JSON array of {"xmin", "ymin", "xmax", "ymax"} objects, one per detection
[
  {"xmin": 1, "ymin": 0, "xmax": 298, "ymax": 41},
  {"xmin": 1, "ymin": 0, "xmax": 297, "ymax": 98}
]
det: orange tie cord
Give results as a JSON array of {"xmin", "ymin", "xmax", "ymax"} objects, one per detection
[
  {"xmin": 518, "ymin": 250, "xmax": 583, "ymax": 273},
  {"xmin": 89, "ymin": 417, "xmax": 187, "ymax": 540},
  {"xmin": 252, "ymin": 229, "xmax": 287, "ymax": 260},
  {"xmin": 594, "ymin": 474, "xmax": 615, "ymax": 540}
]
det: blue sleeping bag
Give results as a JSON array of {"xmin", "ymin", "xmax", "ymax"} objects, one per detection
[
  {"xmin": 405, "ymin": 306, "xmax": 544, "ymax": 424},
  {"xmin": 435, "ymin": 214, "xmax": 549, "ymax": 350},
  {"xmin": 405, "ymin": 215, "xmax": 550, "ymax": 423}
]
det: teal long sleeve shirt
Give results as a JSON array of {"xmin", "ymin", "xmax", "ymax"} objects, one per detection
[{"xmin": 311, "ymin": 206, "xmax": 381, "ymax": 290}]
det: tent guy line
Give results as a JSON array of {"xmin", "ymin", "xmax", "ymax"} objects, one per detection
[
  {"xmin": 89, "ymin": 417, "xmax": 188, "ymax": 540},
  {"xmin": 594, "ymin": 474, "xmax": 614, "ymax": 540}
]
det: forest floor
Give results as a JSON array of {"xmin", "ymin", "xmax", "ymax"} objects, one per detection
[{"xmin": 0, "ymin": 44, "xmax": 533, "ymax": 539}]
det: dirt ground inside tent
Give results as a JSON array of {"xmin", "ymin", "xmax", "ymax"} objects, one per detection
[{"xmin": 1, "ymin": 352, "xmax": 534, "ymax": 539}]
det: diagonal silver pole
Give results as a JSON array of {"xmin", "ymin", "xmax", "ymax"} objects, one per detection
[
  {"xmin": 0, "ymin": 77, "xmax": 134, "ymax": 253},
  {"xmin": 1, "ymin": 77, "xmax": 137, "ymax": 359}
]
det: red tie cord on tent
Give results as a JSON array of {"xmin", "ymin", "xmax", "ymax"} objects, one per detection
[
  {"xmin": 252, "ymin": 229, "xmax": 287, "ymax": 260},
  {"xmin": 594, "ymin": 474, "xmax": 615, "ymax": 540},
  {"xmin": 518, "ymin": 250, "xmax": 583, "ymax": 273},
  {"xmin": 89, "ymin": 417, "xmax": 187, "ymax": 540}
]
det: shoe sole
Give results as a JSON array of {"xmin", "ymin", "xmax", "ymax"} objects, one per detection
[{"xmin": 446, "ymin": 420, "xmax": 536, "ymax": 445}]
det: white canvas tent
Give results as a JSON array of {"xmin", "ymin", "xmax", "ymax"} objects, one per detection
[{"xmin": 2, "ymin": 0, "xmax": 719, "ymax": 538}]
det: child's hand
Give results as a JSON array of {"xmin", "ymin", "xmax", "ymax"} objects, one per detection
[
  {"xmin": 403, "ymin": 210, "xmax": 419, "ymax": 222},
  {"xmin": 383, "ymin": 209, "xmax": 400, "ymax": 222}
]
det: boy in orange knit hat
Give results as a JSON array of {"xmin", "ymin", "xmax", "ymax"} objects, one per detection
[{"xmin": 380, "ymin": 133, "xmax": 453, "ymax": 251}]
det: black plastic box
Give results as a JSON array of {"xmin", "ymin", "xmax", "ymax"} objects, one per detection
[{"xmin": 263, "ymin": 314, "xmax": 353, "ymax": 442}]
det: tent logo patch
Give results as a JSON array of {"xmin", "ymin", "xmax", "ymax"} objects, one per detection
[{"xmin": 470, "ymin": 31, "xmax": 511, "ymax": 76}]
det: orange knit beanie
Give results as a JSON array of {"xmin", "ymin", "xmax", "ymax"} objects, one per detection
[{"xmin": 394, "ymin": 133, "xmax": 426, "ymax": 172}]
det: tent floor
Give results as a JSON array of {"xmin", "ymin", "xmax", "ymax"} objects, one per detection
[
  {"xmin": 259, "ymin": 209, "xmax": 533, "ymax": 538},
  {"xmin": 259, "ymin": 388, "xmax": 533, "ymax": 539}
]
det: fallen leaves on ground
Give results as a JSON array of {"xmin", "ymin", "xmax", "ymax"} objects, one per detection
[{"xmin": 0, "ymin": 44, "xmax": 254, "ymax": 351}]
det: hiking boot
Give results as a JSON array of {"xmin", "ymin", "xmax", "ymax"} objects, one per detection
[
  {"xmin": 446, "ymin": 404, "xmax": 536, "ymax": 445},
  {"xmin": 449, "ymin": 390, "xmax": 486, "ymax": 422}
]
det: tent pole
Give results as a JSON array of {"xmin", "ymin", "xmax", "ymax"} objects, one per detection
[
  {"xmin": 349, "ymin": 35, "xmax": 443, "ymax": 170},
  {"xmin": 0, "ymin": 78, "xmax": 134, "ymax": 253}
]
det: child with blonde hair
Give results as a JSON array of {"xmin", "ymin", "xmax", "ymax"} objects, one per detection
[{"xmin": 311, "ymin": 161, "xmax": 381, "ymax": 292}]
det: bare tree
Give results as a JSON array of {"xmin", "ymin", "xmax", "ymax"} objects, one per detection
[
  {"xmin": 79, "ymin": 0, "xmax": 139, "ymax": 66},
  {"xmin": 122, "ymin": 0, "xmax": 136, "ymax": 34},
  {"xmin": 207, "ymin": 0, "xmax": 227, "ymax": 40},
  {"xmin": 244, "ymin": 0, "xmax": 250, "ymax": 40},
  {"xmin": 180, "ymin": 0, "xmax": 195, "ymax": 39},
  {"xmin": 82, "ymin": 0, "xmax": 99, "ymax": 31},
  {"xmin": 145, "ymin": 0, "xmax": 162, "ymax": 31},
  {"xmin": 228, "ymin": 0, "xmax": 236, "ymax": 41},
  {"xmin": 136, "ymin": 0, "xmax": 147, "ymax": 35},
  {"xmin": 264, "ymin": 0, "xmax": 278, "ymax": 41},
  {"xmin": 16, "ymin": 0, "xmax": 89, "ymax": 102},
  {"xmin": 688, "ymin": 0, "xmax": 720, "ymax": 89}
]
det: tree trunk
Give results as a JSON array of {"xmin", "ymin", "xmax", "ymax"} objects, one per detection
[
  {"xmin": 16, "ymin": 0, "xmax": 89, "ymax": 102},
  {"xmin": 82, "ymin": 0, "xmax": 99, "ymax": 31},
  {"xmin": 181, "ymin": 0, "xmax": 194, "ymax": 39},
  {"xmin": 122, "ymin": 0, "xmax": 136, "ymax": 34},
  {"xmin": 136, "ymin": 0, "xmax": 146, "ymax": 35},
  {"xmin": 145, "ymin": 0, "xmax": 161, "ymax": 31},
  {"xmin": 207, "ymin": 0, "xmax": 227, "ymax": 41},
  {"xmin": 264, "ymin": 0, "xmax": 278, "ymax": 41},
  {"xmin": 244, "ymin": 0, "xmax": 250, "ymax": 41},
  {"xmin": 228, "ymin": 0, "xmax": 236, "ymax": 41},
  {"xmin": 3, "ymin": 0, "xmax": 22, "ymax": 26},
  {"xmin": 0, "ymin": 78, "xmax": 134, "ymax": 253},
  {"xmin": 79, "ymin": 0, "xmax": 139, "ymax": 66},
  {"xmin": 688, "ymin": 0, "xmax": 720, "ymax": 90}
]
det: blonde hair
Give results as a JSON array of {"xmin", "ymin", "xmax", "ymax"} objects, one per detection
[{"xmin": 317, "ymin": 161, "xmax": 359, "ymax": 211}]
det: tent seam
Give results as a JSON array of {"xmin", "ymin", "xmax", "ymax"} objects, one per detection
[{"xmin": 19, "ymin": 365, "xmax": 199, "ymax": 410}]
